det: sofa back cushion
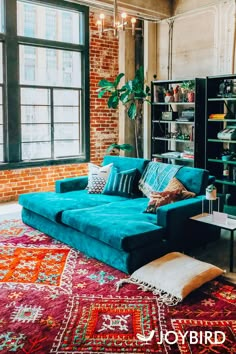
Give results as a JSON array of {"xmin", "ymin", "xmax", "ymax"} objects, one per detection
[
  {"xmin": 175, "ymin": 167, "xmax": 209, "ymax": 195},
  {"xmin": 102, "ymin": 156, "xmax": 150, "ymax": 196}
]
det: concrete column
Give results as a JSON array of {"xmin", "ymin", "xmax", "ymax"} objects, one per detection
[
  {"xmin": 143, "ymin": 21, "xmax": 158, "ymax": 159},
  {"xmin": 118, "ymin": 30, "xmax": 136, "ymax": 156}
]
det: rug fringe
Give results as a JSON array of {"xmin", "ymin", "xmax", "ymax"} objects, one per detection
[{"xmin": 116, "ymin": 277, "xmax": 181, "ymax": 306}]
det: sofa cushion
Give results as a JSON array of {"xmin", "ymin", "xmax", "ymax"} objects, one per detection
[
  {"xmin": 164, "ymin": 177, "xmax": 196, "ymax": 199},
  {"xmin": 87, "ymin": 162, "xmax": 113, "ymax": 189},
  {"xmin": 144, "ymin": 189, "xmax": 183, "ymax": 214},
  {"xmin": 175, "ymin": 167, "xmax": 209, "ymax": 195},
  {"xmin": 103, "ymin": 167, "xmax": 137, "ymax": 197},
  {"xmin": 19, "ymin": 190, "xmax": 129, "ymax": 223},
  {"xmin": 88, "ymin": 176, "xmax": 106, "ymax": 194},
  {"xmin": 62, "ymin": 198, "xmax": 164, "ymax": 251},
  {"xmin": 138, "ymin": 162, "xmax": 182, "ymax": 197},
  {"xmin": 116, "ymin": 252, "xmax": 224, "ymax": 305}
]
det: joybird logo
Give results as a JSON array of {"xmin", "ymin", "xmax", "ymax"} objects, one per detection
[{"xmin": 136, "ymin": 330, "xmax": 226, "ymax": 345}]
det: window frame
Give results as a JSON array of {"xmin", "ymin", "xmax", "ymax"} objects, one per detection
[{"xmin": 0, "ymin": 0, "xmax": 90, "ymax": 170}]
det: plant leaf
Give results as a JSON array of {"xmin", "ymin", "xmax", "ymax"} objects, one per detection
[
  {"xmin": 128, "ymin": 102, "xmax": 137, "ymax": 119},
  {"xmin": 98, "ymin": 79, "xmax": 114, "ymax": 88},
  {"xmin": 108, "ymin": 94, "xmax": 119, "ymax": 109},
  {"xmin": 119, "ymin": 143, "xmax": 133, "ymax": 151},
  {"xmin": 106, "ymin": 143, "xmax": 120, "ymax": 152},
  {"xmin": 114, "ymin": 73, "xmax": 125, "ymax": 87}
]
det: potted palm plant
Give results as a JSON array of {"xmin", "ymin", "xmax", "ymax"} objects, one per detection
[{"xmin": 97, "ymin": 66, "xmax": 151, "ymax": 157}]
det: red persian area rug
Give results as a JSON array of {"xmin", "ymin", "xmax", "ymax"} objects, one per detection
[{"xmin": 0, "ymin": 219, "xmax": 235, "ymax": 354}]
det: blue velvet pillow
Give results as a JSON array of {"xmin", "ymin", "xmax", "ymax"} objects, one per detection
[{"xmin": 103, "ymin": 167, "xmax": 137, "ymax": 197}]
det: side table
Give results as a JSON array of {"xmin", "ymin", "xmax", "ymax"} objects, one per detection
[{"xmin": 190, "ymin": 213, "xmax": 236, "ymax": 272}]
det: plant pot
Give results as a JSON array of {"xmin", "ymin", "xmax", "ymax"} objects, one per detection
[
  {"xmin": 206, "ymin": 189, "xmax": 217, "ymax": 200},
  {"xmin": 164, "ymin": 95, "xmax": 174, "ymax": 103},
  {"xmin": 187, "ymin": 91, "xmax": 195, "ymax": 102}
]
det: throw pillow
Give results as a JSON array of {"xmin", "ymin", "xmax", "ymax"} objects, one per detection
[
  {"xmin": 116, "ymin": 252, "xmax": 224, "ymax": 306},
  {"xmin": 87, "ymin": 176, "xmax": 106, "ymax": 194},
  {"xmin": 87, "ymin": 163, "xmax": 113, "ymax": 190},
  {"xmin": 138, "ymin": 162, "xmax": 182, "ymax": 198},
  {"xmin": 103, "ymin": 167, "xmax": 137, "ymax": 197},
  {"xmin": 164, "ymin": 177, "xmax": 196, "ymax": 199},
  {"xmin": 144, "ymin": 189, "xmax": 182, "ymax": 214}
]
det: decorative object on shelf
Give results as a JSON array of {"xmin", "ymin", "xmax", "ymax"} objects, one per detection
[
  {"xmin": 161, "ymin": 111, "xmax": 178, "ymax": 121},
  {"xmin": 106, "ymin": 143, "xmax": 133, "ymax": 156},
  {"xmin": 180, "ymin": 80, "xmax": 195, "ymax": 102},
  {"xmin": 222, "ymin": 166, "xmax": 230, "ymax": 180},
  {"xmin": 173, "ymin": 85, "xmax": 180, "ymax": 102},
  {"xmin": 164, "ymin": 88, "xmax": 174, "ymax": 103},
  {"xmin": 97, "ymin": 66, "xmax": 151, "ymax": 158},
  {"xmin": 221, "ymin": 149, "xmax": 232, "ymax": 161},
  {"xmin": 218, "ymin": 79, "xmax": 236, "ymax": 98},
  {"xmin": 96, "ymin": 0, "xmax": 141, "ymax": 37},
  {"xmin": 217, "ymin": 128, "xmax": 236, "ymax": 140},
  {"xmin": 153, "ymin": 75, "xmax": 165, "ymax": 102},
  {"xmin": 209, "ymin": 113, "xmax": 225, "ymax": 120},
  {"xmin": 205, "ymin": 184, "xmax": 217, "ymax": 200}
]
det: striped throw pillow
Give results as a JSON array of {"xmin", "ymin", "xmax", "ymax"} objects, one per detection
[{"xmin": 103, "ymin": 167, "xmax": 137, "ymax": 197}]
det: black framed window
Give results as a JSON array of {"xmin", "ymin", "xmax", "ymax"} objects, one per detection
[
  {"xmin": 0, "ymin": 42, "xmax": 3, "ymax": 162},
  {"xmin": 0, "ymin": 0, "xmax": 89, "ymax": 169}
]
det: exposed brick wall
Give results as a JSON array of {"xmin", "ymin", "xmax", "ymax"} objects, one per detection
[
  {"xmin": 90, "ymin": 12, "xmax": 119, "ymax": 164},
  {"xmin": 0, "ymin": 11, "xmax": 119, "ymax": 203}
]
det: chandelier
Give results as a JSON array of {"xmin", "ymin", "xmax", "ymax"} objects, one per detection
[{"xmin": 96, "ymin": 0, "xmax": 138, "ymax": 37}]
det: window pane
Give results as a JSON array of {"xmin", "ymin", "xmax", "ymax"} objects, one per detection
[
  {"xmin": 54, "ymin": 106, "xmax": 79, "ymax": 123},
  {"xmin": 0, "ymin": 0, "xmax": 4, "ymax": 33},
  {"xmin": 54, "ymin": 123, "xmax": 79, "ymax": 140},
  {"xmin": 19, "ymin": 45, "xmax": 81, "ymax": 88},
  {"xmin": 17, "ymin": 0, "xmax": 84, "ymax": 45},
  {"xmin": 21, "ymin": 88, "xmax": 50, "ymax": 105},
  {"xmin": 54, "ymin": 89, "xmax": 79, "ymax": 106},
  {"xmin": 0, "ymin": 103, "xmax": 2, "ymax": 124},
  {"xmin": 21, "ymin": 106, "xmax": 50, "ymax": 124},
  {"xmin": 0, "ymin": 41, "xmax": 3, "ymax": 162},
  {"xmin": 0, "ymin": 42, "xmax": 3, "ymax": 83},
  {"xmin": 54, "ymin": 141, "xmax": 80, "ymax": 158},
  {"xmin": 21, "ymin": 124, "xmax": 50, "ymax": 142},
  {"xmin": 0, "ymin": 144, "xmax": 3, "ymax": 161},
  {"xmin": 22, "ymin": 142, "xmax": 51, "ymax": 160}
]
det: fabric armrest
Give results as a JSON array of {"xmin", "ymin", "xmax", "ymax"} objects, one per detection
[
  {"xmin": 55, "ymin": 176, "xmax": 88, "ymax": 193},
  {"xmin": 157, "ymin": 198, "xmax": 203, "ymax": 229},
  {"xmin": 156, "ymin": 198, "xmax": 205, "ymax": 250}
]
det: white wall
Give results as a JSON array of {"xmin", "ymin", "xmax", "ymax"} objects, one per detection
[{"xmin": 156, "ymin": 0, "xmax": 236, "ymax": 79}]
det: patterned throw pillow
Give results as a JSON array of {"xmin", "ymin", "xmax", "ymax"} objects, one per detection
[
  {"xmin": 87, "ymin": 163, "xmax": 113, "ymax": 190},
  {"xmin": 87, "ymin": 176, "xmax": 106, "ymax": 194},
  {"xmin": 138, "ymin": 162, "xmax": 182, "ymax": 198},
  {"xmin": 144, "ymin": 189, "xmax": 182, "ymax": 214},
  {"xmin": 164, "ymin": 177, "xmax": 196, "ymax": 199},
  {"xmin": 103, "ymin": 167, "xmax": 137, "ymax": 197}
]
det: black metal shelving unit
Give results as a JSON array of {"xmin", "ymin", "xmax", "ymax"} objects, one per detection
[
  {"xmin": 150, "ymin": 78, "xmax": 206, "ymax": 168},
  {"xmin": 205, "ymin": 74, "xmax": 236, "ymax": 194}
]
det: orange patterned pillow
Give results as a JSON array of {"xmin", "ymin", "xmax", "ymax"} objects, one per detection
[
  {"xmin": 144, "ymin": 189, "xmax": 182, "ymax": 214},
  {"xmin": 164, "ymin": 177, "xmax": 196, "ymax": 199}
]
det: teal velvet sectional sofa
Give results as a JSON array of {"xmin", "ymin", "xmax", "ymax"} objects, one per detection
[{"xmin": 19, "ymin": 156, "xmax": 217, "ymax": 274}]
